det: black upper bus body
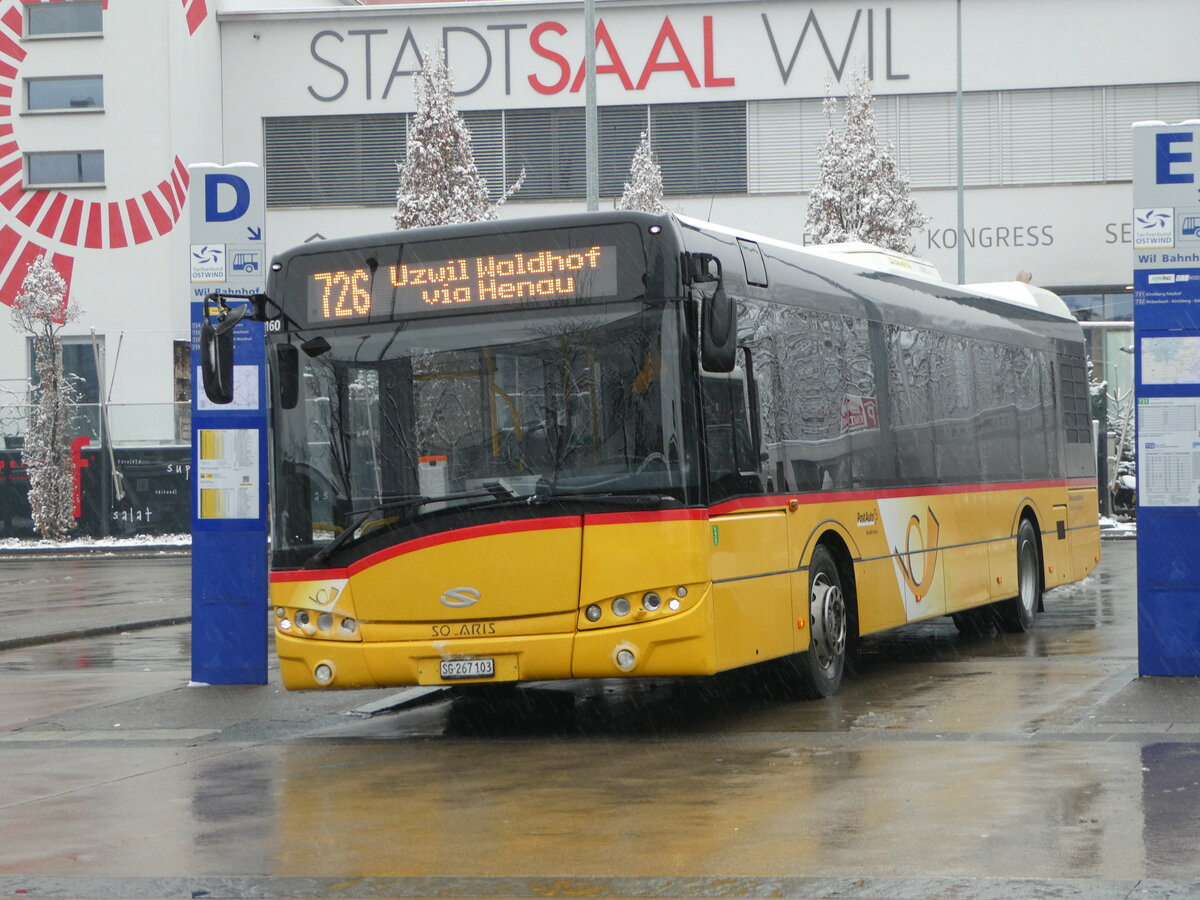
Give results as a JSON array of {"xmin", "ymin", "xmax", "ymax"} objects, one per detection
[{"xmin": 260, "ymin": 211, "xmax": 1092, "ymax": 572}]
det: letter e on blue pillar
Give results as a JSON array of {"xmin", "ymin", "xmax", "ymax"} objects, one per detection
[{"xmin": 1156, "ymin": 132, "xmax": 1194, "ymax": 185}]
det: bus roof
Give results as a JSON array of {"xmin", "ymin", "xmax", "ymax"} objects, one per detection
[{"xmin": 674, "ymin": 214, "xmax": 1077, "ymax": 323}]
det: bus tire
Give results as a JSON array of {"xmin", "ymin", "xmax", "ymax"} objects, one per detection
[
  {"xmin": 792, "ymin": 544, "xmax": 849, "ymax": 699},
  {"xmin": 998, "ymin": 518, "xmax": 1041, "ymax": 633}
]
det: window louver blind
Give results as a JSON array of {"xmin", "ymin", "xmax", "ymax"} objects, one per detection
[
  {"xmin": 599, "ymin": 105, "xmax": 650, "ymax": 196},
  {"xmin": 747, "ymin": 98, "xmax": 820, "ymax": 193},
  {"xmin": 461, "ymin": 110, "xmax": 505, "ymax": 200},
  {"xmin": 264, "ymin": 114, "xmax": 406, "ymax": 208},
  {"xmin": 505, "ymin": 107, "xmax": 586, "ymax": 200},
  {"xmin": 1000, "ymin": 87, "xmax": 1105, "ymax": 185},
  {"xmin": 894, "ymin": 91, "xmax": 1001, "ymax": 188},
  {"xmin": 1104, "ymin": 83, "xmax": 1200, "ymax": 180},
  {"xmin": 651, "ymin": 102, "xmax": 746, "ymax": 194}
]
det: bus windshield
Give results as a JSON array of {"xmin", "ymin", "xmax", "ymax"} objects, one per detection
[{"xmin": 271, "ymin": 301, "xmax": 693, "ymax": 567}]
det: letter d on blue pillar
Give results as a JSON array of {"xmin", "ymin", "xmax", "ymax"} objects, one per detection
[
  {"xmin": 205, "ymin": 173, "xmax": 251, "ymax": 222},
  {"xmin": 189, "ymin": 163, "xmax": 268, "ymax": 685}
]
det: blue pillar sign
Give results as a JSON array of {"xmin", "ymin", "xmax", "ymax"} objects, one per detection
[
  {"xmin": 1132, "ymin": 121, "xmax": 1200, "ymax": 676},
  {"xmin": 188, "ymin": 163, "xmax": 268, "ymax": 685}
]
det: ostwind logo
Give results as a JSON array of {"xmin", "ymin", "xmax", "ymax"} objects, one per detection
[{"xmin": 1134, "ymin": 208, "xmax": 1175, "ymax": 249}]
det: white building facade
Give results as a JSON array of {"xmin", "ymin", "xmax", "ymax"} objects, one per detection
[{"xmin": 0, "ymin": 0, "xmax": 1196, "ymax": 449}]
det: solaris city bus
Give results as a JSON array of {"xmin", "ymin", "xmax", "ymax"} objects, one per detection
[{"xmin": 200, "ymin": 211, "xmax": 1100, "ymax": 698}]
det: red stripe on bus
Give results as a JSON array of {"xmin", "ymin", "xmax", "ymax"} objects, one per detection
[
  {"xmin": 269, "ymin": 515, "xmax": 584, "ymax": 583},
  {"xmin": 348, "ymin": 515, "xmax": 581, "ymax": 575},
  {"xmin": 708, "ymin": 478, "xmax": 1096, "ymax": 517},
  {"xmin": 583, "ymin": 508, "xmax": 708, "ymax": 527},
  {"xmin": 270, "ymin": 478, "xmax": 1096, "ymax": 584}
]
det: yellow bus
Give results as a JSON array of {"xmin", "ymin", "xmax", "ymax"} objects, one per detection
[{"xmin": 201, "ymin": 211, "xmax": 1100, "ymax": 698}]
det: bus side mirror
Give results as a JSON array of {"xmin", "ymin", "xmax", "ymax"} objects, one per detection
[
  {"xmin": 701, "ymin": 283, "xmax": 736, "ymax": 373},
  {"xmin": 199, "ymin": 296, "xmax": 246, "ymax": 404},
  {"xmin": 277, "ymin": 344, "xmax": 299, "ymax": 410},
  {"xmin": 686, "ymin": 252, "xmax": 735, "ymax": 373}
]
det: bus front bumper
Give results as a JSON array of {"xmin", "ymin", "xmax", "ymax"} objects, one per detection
[{"xmin": 274, "ymin": 591, "xmax": 716, "ymax": 690}]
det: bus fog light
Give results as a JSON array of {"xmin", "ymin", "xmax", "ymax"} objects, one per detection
[
  {"xmin": 676, "ymin": 586, "xmax": 688, "ymax": 598},
  {"xmin": 642, "ymin": 592, "xmax": 661, "ymax": 611},
  {"xmin": 317, "ymin": 613, "xmax": 333, "ymax": 632},
  {"xmin": 585, "ymin": 604, "xmax": 602, "ymax": 622},
  {"xmin": 615, "ymin": 648, "xmax": 636, "ymax": 671},
  {"xmin": 275, "ymin": 607, "xmax": 286, "ymax": 618},
  {"xmin": 612, "ymin": 596, "xmax": 631, "ymax": 617},
  {"xmin": 314, "ymin": 663, "xmax": 334, "ymax": 685}
]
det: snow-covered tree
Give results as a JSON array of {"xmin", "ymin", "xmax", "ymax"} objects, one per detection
[
  {"xmin": 805, "ymin": 69, "xmax": 929, "ymax": 254},
  {"xmin": 10, "ymin": 255, "xmax": 80, "ymax": 539},
  {"xmin": 394, "ymin": 46, "xmax": 523, "ymax": 229},
  {"xmin": 616, "ymin": 131, "xmax": 668, "ymax": 214}
]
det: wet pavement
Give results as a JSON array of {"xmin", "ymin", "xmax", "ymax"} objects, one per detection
[{"xmin": 2, "ymin": 539, "xmax": 1200, "ymax": 899}]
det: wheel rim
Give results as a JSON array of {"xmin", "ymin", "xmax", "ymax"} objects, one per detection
[
  {"xmin": 1018, "ymin": 538, "xmax": 1038, "ymax": 615},
  {"xmin": 810, "ymin": 571, "xmax": 847, "ymax": 672}
]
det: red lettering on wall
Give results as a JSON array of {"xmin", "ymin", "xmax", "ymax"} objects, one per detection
[
  {"xmin": 636, "ymin": 17, "xmax": 699, "ymax": 90},
  {"xmin": 569, "ymin": 21, "xmax": 634, "ymax": 92},
  {"xmin": 528, "ymin": 21, "xmax": 570, "ymax": 95},
  {"xmin": 703, "ymin": 16, "xmax": 734, "ymax": 87}
]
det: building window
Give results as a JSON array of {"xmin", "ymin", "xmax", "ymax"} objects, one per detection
[
  {"xmin": 1061, "ymin": 291, "xmax": 1133, "ymax": 322},
  {"xmin": 264, "ymin": 114, "xmax": 406, "ymax": 208},
  {"xmin": 27, "ymin": 335, "xmax": 102, "ymax": 443},
  {"xmin": 652, "ymin": 102, "xmax": 747, "ymax": 195},
  {"xmin": 24, "ymin": 1, "xmax": 103, "ymax": 38},
  {"xmin": 26, "ymin": 76, "xmax": 103, "ymax": 112},
  {"xmin": 25, "ymin": 150, "xmax": 103, "ymax": 187},
  {"xmin": 263, "ymin": 101, "xmax": 749, "ymax": 208},
  {"xmin": 505, "ymin": 107, "xmax": 585, "ymax": 200}
]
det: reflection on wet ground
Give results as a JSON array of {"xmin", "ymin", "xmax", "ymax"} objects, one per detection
[
  {"xmin": 403, "ymin": 549, "xmax": 1139, "ymax": 741},
  {"xmin": 7, "ymin": 541, "xmax": 1200, "ymax": 890},
  {"xmin": 0, "ymin": 626, "xmax": 192, "ymax": 675}
]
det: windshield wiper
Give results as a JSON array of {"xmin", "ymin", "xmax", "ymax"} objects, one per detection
[
  {"xmin": 525, "ymin": 490, "xmax": 669, "ymax": 508},
  {"xmin": 304, "ymin": 487, "xmax": 510, "ymax": 568}
]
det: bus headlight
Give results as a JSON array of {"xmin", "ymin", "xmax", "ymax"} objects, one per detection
[
  {"xmin": 585, "ymin": 604, "xmax": 602, "ymax": 622},
  {"xmin": 612, "ymin": 596, "xmax": 631, "ymax": 617},
  {"xmin": 642, "ymin": 592, "xmax": 661, "ymax": 611}
]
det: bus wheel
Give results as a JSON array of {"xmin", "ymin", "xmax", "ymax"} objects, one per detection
[
  {"xmin": 794, "ymin": 545, "xmax": 848, "ymax": 699},
  {"xmin": 998, "ymin": 518, "xmax": 1041, "ymax": 633}
]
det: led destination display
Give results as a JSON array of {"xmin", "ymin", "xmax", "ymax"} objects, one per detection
[{"xmin": 309, "ymin": 244, "xmax": 618, "ymax": 323}]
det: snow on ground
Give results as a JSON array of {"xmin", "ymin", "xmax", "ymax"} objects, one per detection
[
  {"xmin": 0, "ymin": 533, "xmax": 191, "ymax": 551},
  {"xmin": 0, "ymin": 516, "xmax": 1136, "ymax": 552},
  {"xmin": 1099, "ymin": 515, "xmax": 1137, "ymax": 539}
]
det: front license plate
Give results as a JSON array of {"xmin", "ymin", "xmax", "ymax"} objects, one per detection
[{"xmin": 440, "ymin": 657, "xmax": 495, "ymax": 680}]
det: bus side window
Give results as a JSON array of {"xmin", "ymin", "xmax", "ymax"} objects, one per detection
[{"xmin": 702, "ymin": 349, "xmax": 763, "ymax": 500}]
